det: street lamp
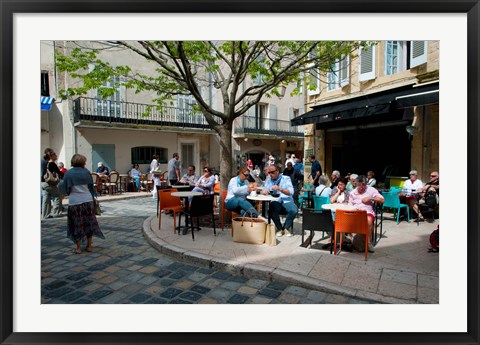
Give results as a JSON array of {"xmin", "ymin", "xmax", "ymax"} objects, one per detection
[{"xmin": 277, "ymin": 85, "xmax": 286, "ymax": 99}]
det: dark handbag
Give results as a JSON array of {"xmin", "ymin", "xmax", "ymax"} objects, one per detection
[
  {"xmin": 44, "ymin": 170, "xmax": 60, "ymax": 186},
  {"xmin": 93, "ymin": 198, "xmax": 102, "ymax": 216},
  {"xmin": 425, "ymin": 190, "xmax": 437, "ymax": 208}
]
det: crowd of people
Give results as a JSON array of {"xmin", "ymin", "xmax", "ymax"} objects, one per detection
[{"xmin": 42, "ymin": 146, "xmax": 439, "ymax": 254}]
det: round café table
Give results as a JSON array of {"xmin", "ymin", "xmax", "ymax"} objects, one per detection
[
  {"xmin": 247, "ymin": 194, "xmax": 279, "ymax": 218},
  {"xmin": 171, "ymin": 191, "xmax": 203, "ymax": 234},
  {"xmin": 300, "ymin": 188, "xmax": 315, "ymax": 208}
]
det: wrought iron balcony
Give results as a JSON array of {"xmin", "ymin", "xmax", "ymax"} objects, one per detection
[
  {"xmin": 234, "ymin": 115, "xmax": 304, "ymax": 137},
  {"xmin": 73, "ymin": 97, "xmax": 214, "ymax": 130}
]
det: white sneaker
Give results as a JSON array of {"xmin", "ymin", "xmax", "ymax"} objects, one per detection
[
  {"xmin": 276, "ymin": 230, "xmax": 284, "ymax": 237},
  {"xmin": 284, "ymin": 229, "xmax": 292, "ymax": 237}
]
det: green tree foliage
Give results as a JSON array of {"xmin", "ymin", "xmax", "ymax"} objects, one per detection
[{"xmin": 55, "ymin": 40, "xmax": 371, "ymax": 187}]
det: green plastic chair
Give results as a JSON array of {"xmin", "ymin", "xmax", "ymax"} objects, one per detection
[
  {"xmin": 312, "ymin": 195, "xmax": 330, "ymax": 210},
  {"xmin": 381, "ymin": 191, "xmax": 410, "ymax": 224}
]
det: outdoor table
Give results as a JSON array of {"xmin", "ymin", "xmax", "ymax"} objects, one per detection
[
  {"xmin": 119, "ymin": 174, "xmax": 129, "ymax": 192},
  {"xmin": 300, "ymin": 188, "xmax": 315, "ymax": 208},
  {"xmin": 171, "ymin": 191, "xmax": 203, "ymax": 234},
  {"xmin": 247, "ymin": 194, "xmax": 279, "ymax": 218},
  {"xmin": 171, "ymin": 184, "xmax": 191, "ymax": 190}
]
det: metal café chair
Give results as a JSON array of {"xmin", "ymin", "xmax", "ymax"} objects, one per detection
[
  {"xmin": 301, "ymin": 208, "xmax": 334, "ymax": 253},
  {"xmin": 182, "ymin": 194, "xmax": 216, "ymax": 241}
]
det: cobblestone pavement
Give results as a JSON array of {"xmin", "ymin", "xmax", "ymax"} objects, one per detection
[{"xmin": 41, "ymin": 197, "xmax": 376, "ymax": 304}]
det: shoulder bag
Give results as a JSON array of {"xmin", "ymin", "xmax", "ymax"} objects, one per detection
[{"xmin": 44, "ymin": 169, "xmax": 60, "ymax": 186}]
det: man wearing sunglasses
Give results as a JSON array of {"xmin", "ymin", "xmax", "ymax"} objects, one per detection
[{"xmin": 261, "ymin": 165, "xmax": 298, "ymax": 237}]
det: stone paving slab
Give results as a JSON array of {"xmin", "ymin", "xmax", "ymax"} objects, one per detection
[
  {"xmin": 143, "ymin": 207, "xmax": 439, "ymax": 303},
  {"xmin": 43, "ymin": 197, "xmax": 381, "ymax": 305}
]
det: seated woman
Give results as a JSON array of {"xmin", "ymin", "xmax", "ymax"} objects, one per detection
[
  {"xmin": 401, "ymin": 170, "xmax": 424, "ymax": 220},
  {"xmin": 315, "ymin": 175, "xmax": 332, "ymax": 197},
  {"xmin": 367, "ymin": 171, "xmax": 376, "ymax": 187},
  {"xmin": 191, "ymin": 167, "xmax": 216, "ymax": 195},
  {"xmin": 346, "ymin": 173, "xmax": 358, "ymax": 192},
  {"xmin": 225, "ymin": 167, "xmax": 259, "ymax": 217},
  {"xmin": 330, "ymin": 177, "xmax": 350, "ymax": 204},
  {"xmin": 129, "ymin": 163, "xmax": 143, "ymax": 191}
]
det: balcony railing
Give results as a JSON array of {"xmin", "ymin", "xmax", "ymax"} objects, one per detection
[
  {"xmin": 73, "ymin": 97, "xmax": 213, "ymax": 130},
  {"xmin": 234, "ymin": 115, "xmax": 304, "ymax": 137}
]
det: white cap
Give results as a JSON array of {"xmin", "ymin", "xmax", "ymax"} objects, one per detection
[{"xmin": 98, "ymin": 162, "xmax": 103, "ymax": 167}]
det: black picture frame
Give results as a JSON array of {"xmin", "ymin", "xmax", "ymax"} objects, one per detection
[{"xmin": 1, "ymin": 1, "xmax": 479, "ymax": 344}]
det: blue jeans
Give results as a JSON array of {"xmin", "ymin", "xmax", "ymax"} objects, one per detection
[
  {"xmin": 133, "ymin": 176, "xmax": 141, "ymax": 190},
  {"xmin": 268, "ymin": 200, "xmax": 298, "ymax": 232},
  {"xmin": 226, "ymin": 197, "xmax": 258, "ymax": 217}
]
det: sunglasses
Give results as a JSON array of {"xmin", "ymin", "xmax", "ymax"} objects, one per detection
[
  {"xmin": 243, "ymin": 173, "xmax": 250, "ymax": 177},
  {"xmin": 268, "ymin": 171, "xmax": 277, "ymax": 174},
  {"xmin": 430, "ymin": 175, "xmax": 438, "ymax": 178},
  {"xmin": 204, "ymin": 170, "xmax": 209, "ymax": 172}
]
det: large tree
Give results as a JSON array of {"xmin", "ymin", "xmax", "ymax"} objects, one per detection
[{"xmin": 56, "ymin": 40, "xmax": 368, "ymax": 188}]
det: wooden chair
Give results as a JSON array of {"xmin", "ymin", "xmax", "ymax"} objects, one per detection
[
  {"xmin": 334, "ymin": 209, "xmax": 370, "ymax": 261},
  {"xmin": 301, "ymin": 208, "xmax": 334, "ymax": 253},
  {"xmin": 90, "ymin": 172, "xmax": 102, "ymax": 195},
  {"xmin": 158, "ymin": 188, "xmax": 184, "ymax": 233},
  {"xmin": 105, "ymin": 171, "xmax": 119, "ymax": 195},
  {"xmin": 182, "ymin": 194, "xmax": 216, "ymax": 241},
  {"xmin": 141, "ymin": 174, "xmax": 154, "ymax": 192}
]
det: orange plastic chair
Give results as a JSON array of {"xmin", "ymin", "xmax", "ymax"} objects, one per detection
[
  {"xmin": 158, "ymin": 188, "xmax": 184, "ymax": 233},
  {"xmin": 334, "ymin": 209, "xmax": 370, "ymax": 261}
]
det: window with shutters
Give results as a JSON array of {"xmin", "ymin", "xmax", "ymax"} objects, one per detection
[
  {"xmin": 410, "ymin": 41, "xmax": 428, "ymax": 68},
  {"xmin": 307, "ymin": 68, "xmax": 320, "ymax": 95},
  {"xmin": 327, "ymin": 55, "xmax": 349, "ymax": 90},
  {"xmin": 131, "ymin": 146, "xmax": 167, "ymax": 164},
  {"xmin": 327, "ymin": 62, "xmax": 340, "ymax": 91},
  {"xmin": 255, "ymin": 103, "xmax": 267, "ymax": 130},
  {"xmin": 384, "ymin": 41, "xmax": 407, "ymax": 75},
  {"xmin": 359, "ymin": 45, "xmax": 376, "ymax": 82},
  {"xmin": 95, "ymin": 75, "xmax": 125, "ymax": 117},
  {"xmin": 41, "ymin": 71, "xmax": 50, "ymax": 97}
]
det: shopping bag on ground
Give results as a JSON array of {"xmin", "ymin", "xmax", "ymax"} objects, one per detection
[
  {"xmin": 265, "ymin": 223, "xmax": 277, "ymax": 246},
  {"xmin": 232, "ymin": 211, "xmax": 266, "ymax": 244}
]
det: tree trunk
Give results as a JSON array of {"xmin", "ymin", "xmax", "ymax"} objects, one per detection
[{"xmin": 217, "ymin": 125, "xmax": 233, "ymax": 192}]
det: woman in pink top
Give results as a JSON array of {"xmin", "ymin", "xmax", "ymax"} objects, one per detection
[{"xmin": 348, "ymin": 175, "xmax": 384, "ymax": 252}]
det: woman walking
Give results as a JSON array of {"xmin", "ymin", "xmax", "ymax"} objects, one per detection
[
  {"xmin": 60, "ymin": 154, "xmax": 105, "ymax": 254},
  {"xmin": 41, "ymin": 148, "xmax": 64, "ymax": 219}
]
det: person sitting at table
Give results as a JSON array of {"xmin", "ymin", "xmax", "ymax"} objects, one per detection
[
  {"xmin": 416, "ymin": 171, "xmax": 439, "ymax": 217},
  {"xmin": 419, "ymin": 171, "xmax": 439, "ymax": 197},
  {"xmin": 261, "ymin": 165, "xmax": 298, "ymax": 237},
  {"xmin": 330, "ymin": 170, "xmax": 341, "ymax": 189},
  {"xmin": 330, "ymin": 177, "xmax": 350, "ymax": 204},
  {"xmin": 129, "ymin": 163, "xmax": 143, "ymax": 191},
  {"xmin": 179, "ymin": 165, "xmax": 199, "ymax": 189},
  {"xmin": 348, "ymin": 175, "xmax": 384, "ymax": 253},
  {"xmin": 191, "ymin": 166, "xmax": 215, "ymax": 195},
  {"xmin": 346, "ymin": 173, "xmax": 358, "ymax": 192},
  {"xmin": 402, "ymin": 170, "xmax": 424, "ymax": 220},
  {"xmin": 225, "ymin": 167, "xmax": 259, "ymax": 217},
  {"xmin": 315, "ymin": 175, "xmax": 332, "ymax": 197},
  {"xmin": 96, "ymin": 162, "xmax": 110, "ymax": 178},
  {"xmin": 367, "ymin": 171, "xmax": 377, "ymax": 187}
]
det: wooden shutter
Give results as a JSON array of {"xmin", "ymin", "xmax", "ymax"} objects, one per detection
[
  {"xmin": 340, "ymin": 55, "xmax": 350, "ymax": 87},
  {"xmin": 410, "ymin": 41, "xmax": 428, "ymax": 68},
  {"xmin": 359, "ymin": 45, "xmax": 376, "ymax": 81}
]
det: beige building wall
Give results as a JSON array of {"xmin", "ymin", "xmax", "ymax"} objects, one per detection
[{"xmin": 302, "ymin": 41, "xmax": 439, "ymax": 181}]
